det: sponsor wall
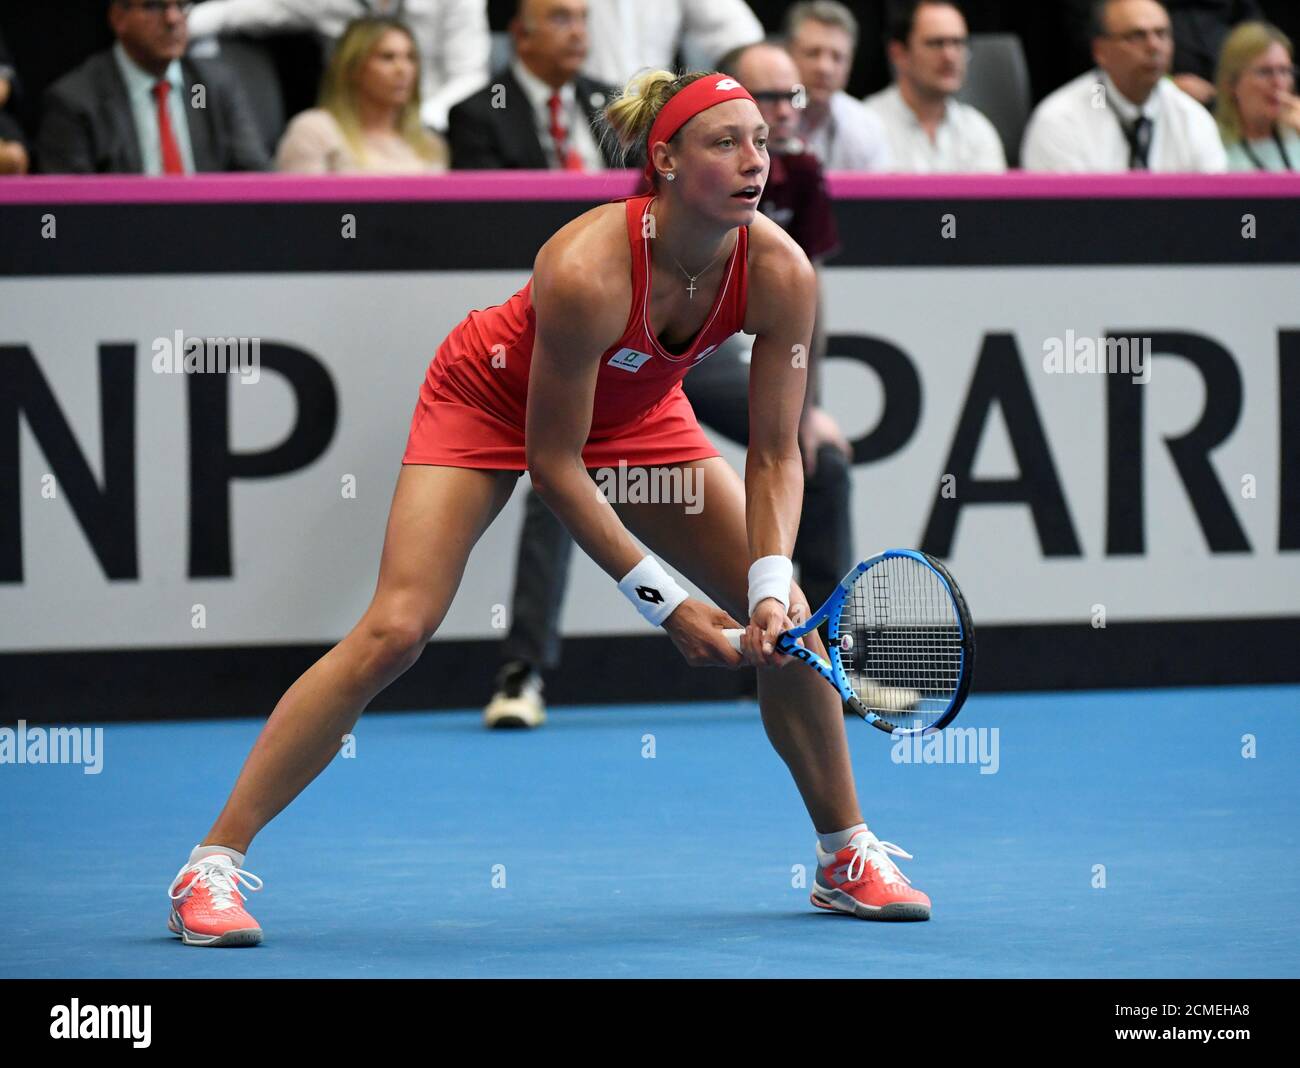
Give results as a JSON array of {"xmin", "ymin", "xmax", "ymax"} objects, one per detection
[{"xmin": 1, "ymin": 174, "xmax": 1296, "ymax": 717}]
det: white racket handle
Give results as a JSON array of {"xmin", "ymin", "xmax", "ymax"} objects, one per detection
[{"xmin": 721, "ymin": 628, "xmax": 805, "ymax": 654}]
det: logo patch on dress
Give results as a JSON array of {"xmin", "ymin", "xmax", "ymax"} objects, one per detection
[{"xmin": 607, "ymin": 348, "xmax": 654, "ymax": 373}]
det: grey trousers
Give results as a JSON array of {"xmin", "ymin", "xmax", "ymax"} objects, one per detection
[{"xmin": 501, "ymin": 339, "xmax": 854, "ymax": 670}]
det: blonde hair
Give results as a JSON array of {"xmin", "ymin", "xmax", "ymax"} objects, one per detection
[
  {"xmin": 1215, "ymin": 21, "xmax": 1294, "ymax": 144},
  {"xmin": 598, "ymin": 68, "xmax": 714, "ymax": 181},
  {"xmin": 320, "ymin": 17, "xmax": 443, "ymax": 166}
]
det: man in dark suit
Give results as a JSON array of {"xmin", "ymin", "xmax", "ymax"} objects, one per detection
[
  {"xmin": 449, "ymin": 0, "xmax": 627, "ymax": 170},
  {"xmin": 36, "ymin": 0, "xmax": 267, "ymax": 174}
]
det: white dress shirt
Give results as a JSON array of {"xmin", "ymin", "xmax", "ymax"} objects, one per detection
[
  {"xmin": 581, "ymin": 0, "xmax": 762, "ymax": 86},
  {"xmin": 800, "ymin": 90, "xmax": 892, "ymax": 172},
  {"xmin": 187, "ymin": 0, "xmax": 490, "ymax": 132},
  {"xmin": 863, "ymin": 83, "xmax": 1005, "ymax": 173},
  {"xmin": 1021, "ymin": 69, "xmax": 1227, "ymax": 173},
  {"xmin": 112, "ymin": 42, "xmax": 196, "ymax": 174},
  {"xmin": 509, "ymin": 57, "xmax": 606, "ymax": 170}
]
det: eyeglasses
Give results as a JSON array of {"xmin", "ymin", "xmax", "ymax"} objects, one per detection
[
  {"xmin": 750, "ymin": 89, "xmax": 800, "ymax": 104},
  {"xmin": 917, "ymin": 36, "xmax": 970, "ymax": 53},
  {"xmin": 123, "ymin": 1, "xmax": 194, "ymax": 16},
  {"xmin": 1107, "ymin": 27, "xmax": 1172, "ymax": 46},
  {"xmin": 542, "ymin": 10, "xmax": 586, "ymax": 30},
  {"xmin": 1246, "ymin": 64, "xmax": 1298, "ymax": 82}
]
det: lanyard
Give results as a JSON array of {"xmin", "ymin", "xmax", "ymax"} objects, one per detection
[{"xmin": 1240, "ymin": 127, "xmax": 1295, "ymax": 171}]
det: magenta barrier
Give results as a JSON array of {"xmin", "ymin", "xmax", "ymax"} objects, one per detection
[
  {"xmin": 1, "ymin": 169, "xmax": 1298, "ymax": 205},
  {"xmin": 0, "ymin": 170, "xmax": 642, "ymax": 205},
  {"xmin": 826, "ymin": 171, "xmax": 1300, "ymax": 199}
]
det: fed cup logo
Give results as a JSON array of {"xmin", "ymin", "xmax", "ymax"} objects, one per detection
[{"xmin": 715, "ymin": 78, "xmax": 741, "ymax": 91}]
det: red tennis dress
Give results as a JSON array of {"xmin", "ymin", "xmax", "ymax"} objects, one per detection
[{"xmin": 402, "ymin": 193, "xmax": 749, "ymax": 470}]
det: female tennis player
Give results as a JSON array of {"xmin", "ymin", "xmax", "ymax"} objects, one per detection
[{"xmin": 166, "ymin": 70, "xmax": 932, "ymax": 945}]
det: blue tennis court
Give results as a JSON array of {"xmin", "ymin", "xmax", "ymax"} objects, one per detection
[{"xmin": 3, "ymin": 684, "xmax": 1297, "ymax": 979}]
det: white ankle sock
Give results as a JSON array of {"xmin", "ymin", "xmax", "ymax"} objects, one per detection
[
  {"xmin": 818, "ymin": 823, "xmax": 868, "ymax": 854},
  {"xmin": 189, "ymin": 843, "xmax": 246, "ymax": 868}
]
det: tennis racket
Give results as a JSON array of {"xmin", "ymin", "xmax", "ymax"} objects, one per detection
[{"xmin": 723, "ymin": 549, "xmax": 975, "ymax": 735}]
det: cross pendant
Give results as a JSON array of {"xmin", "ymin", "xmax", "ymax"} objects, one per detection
[{"xmin": 686, "ymin": 278, "xmax": 697, "ymax": 299}]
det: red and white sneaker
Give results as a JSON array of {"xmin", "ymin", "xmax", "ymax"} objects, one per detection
[
  {"xmin": 167, "ymin": 852, "xmax": 264, "ymax": 946},
  {"xmin": 811, "ymin": 829, "xmax": 932, "ymax": 921}
]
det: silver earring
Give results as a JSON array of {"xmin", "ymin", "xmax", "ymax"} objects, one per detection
[{"xmin": 665, "ymin": 172, "xmax": 675, "ymax": 182}]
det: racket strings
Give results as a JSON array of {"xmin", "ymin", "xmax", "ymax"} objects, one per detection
[{"xmin": 837, "ymin": 557, "xmax": 963, "ymax": 729}]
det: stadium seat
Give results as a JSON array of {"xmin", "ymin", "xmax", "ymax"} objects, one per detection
[
  {"xmin": 213, "ymin": 34, "xmax": 287, "ymax": 158},
  {"xmin": 957, "ymin": 32, "xmax": 1031, "ymax": 168},
  {"xmin": 490, "ymin": 31, "xmax": 511, "ymax": 74}
]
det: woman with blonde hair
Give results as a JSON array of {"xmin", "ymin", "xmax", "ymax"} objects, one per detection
[
  {"xmin": 166, "ymin": 68, "xmax": 933, "ymax": 948},
  {"xmin": 276, "ymin": 16, "xmax": 449, "ymax": 174},
  {"xmin": 1215, "ymin": 21, "xmax": 1300, "ymax": 172}
]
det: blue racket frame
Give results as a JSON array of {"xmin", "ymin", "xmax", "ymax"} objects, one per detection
[{"xmin": 773, "ymin": 549, "xmax": 975, "ymax": 736}]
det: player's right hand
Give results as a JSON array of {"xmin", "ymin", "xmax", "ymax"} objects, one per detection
[
  {"xmin": 663, "ymin": 598, "xmax": 745, "ymax": 668},
  {"xmin": 740, "ymin": 597, "xmax": 798, "ymax": 670}
]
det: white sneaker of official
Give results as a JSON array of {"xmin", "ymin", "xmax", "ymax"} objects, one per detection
[{"xmin": 483, "ymin": 669, "xmax": 547, "ymax": 729}]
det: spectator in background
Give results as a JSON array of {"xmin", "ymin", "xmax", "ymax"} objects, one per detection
[
  {"xmin": 1066, "ymin": 0, "xmax": 1265, "ymax": 106},
  {"xmin": 1021, "ymin": 0, "xmax": 1227, "ymax": 172},
  {"xmin": 784, "ymin": 1, "xmax": 891, "ymax": 171},
  {"xmin": 863, "ymin": 0, "xmax": 1006, "ymax": 173},
  {"xmin": 581, "ymin": 0, "xmax": 763, "ymax": 87},
  {"xmin": 37, "ymin": 0, "xmax": 267, "ymax": 174},
  {"xmin": 448, "ymin": 0, "xmax": 620, "ymax": 170},
  {"xmin": 0, "ymin": 25, "xmax": 29, "ymax": 175},
  {"xmin": 276, "ymin": 17, "xmax": 448, "ymax": 172},
  {"xmin": 1215, "ymin": 21, "xmax": 1300, "ymax": 171},
  {"xmin": 187, "ymin": 0, "xmax": 489, "ymax": 132}
]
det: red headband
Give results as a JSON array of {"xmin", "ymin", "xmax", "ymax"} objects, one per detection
[{"xmin": 642, "ymin": 74, "xmax": 758, "ymax": 182}]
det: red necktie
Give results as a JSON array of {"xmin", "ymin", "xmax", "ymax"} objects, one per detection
[
  {"xmin": 546, "ymin": 91, "xmax": 584, "ymax": 171},
  {"xmin": 152, "ymin": 80, "xmax": 185, "ymax": 175}
]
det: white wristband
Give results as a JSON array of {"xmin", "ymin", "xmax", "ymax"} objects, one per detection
[
  {"xmin": 618, "ymin": 555, "xmax": 689, "ymax": 627},
  {"xmin": 747, "ymin": 555, "xmax": 793, "ymax": 617}
]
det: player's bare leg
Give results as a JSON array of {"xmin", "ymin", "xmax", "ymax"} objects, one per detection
[
  {"xmin": 202, "ymin": 465, "xmax": 519, "ymax": 854},
  {"xmin": 614, "ymin": 456, "xmax": 862, "ymax": 833}
]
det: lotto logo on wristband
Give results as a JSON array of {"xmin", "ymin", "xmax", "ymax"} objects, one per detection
[{"xmin": 619, "ymin": 556, "xmax": 688, "ymax": 627}]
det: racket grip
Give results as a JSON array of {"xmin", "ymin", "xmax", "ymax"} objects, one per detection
[{"xmin": 721, "ymin": 628, "xmax": 744, "ymax": 652}]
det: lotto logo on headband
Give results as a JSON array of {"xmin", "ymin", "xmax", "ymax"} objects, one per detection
[{"xmin": 715, "ymin": 78, "xmax": 741, "ymax": 91}]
